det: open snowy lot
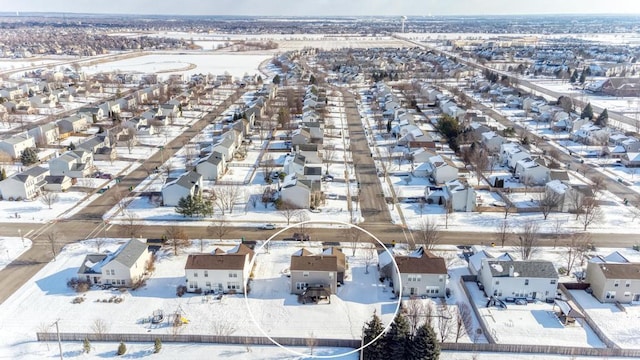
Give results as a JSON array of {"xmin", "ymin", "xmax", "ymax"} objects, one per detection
[{"xmin": 0, "ymin": 236, "xmax": 32, "ymax": 271}]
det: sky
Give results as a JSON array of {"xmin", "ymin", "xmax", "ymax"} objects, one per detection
[{"xmin": 2, "ymin": 0, "xmax": 640, "ymax": 17}]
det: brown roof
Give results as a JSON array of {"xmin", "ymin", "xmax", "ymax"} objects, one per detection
[
  {"xmin": 185, "ymin": 254, "xmax": 247, "ymax": 271},
  {"xmin": 394, "ymin": 248, "xmax": 447, "ymax": 275},
  {"xmin": 291, "ymin": 255, "xmax": 338, "ymax": 272},
  {"xmin": 323, "ymin": 247, "xmax": 346, "ymax": 272},
  {"xmin": 227, "ymin": 243, "xmax": 255, "ymax": 260},
  {"xmin": 598, "ymin": 263, "xmax": 640, "ymax": 280}
]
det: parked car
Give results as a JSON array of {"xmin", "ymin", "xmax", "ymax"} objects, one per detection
[
  {"xmin": 293, "ymin": 233, "xmax": 310, "ymax": 241},
  {"xmin": 259, "ymin": 223, "xmax": 276, "ymax": 230},
  {"xmin": 322, "ymin": 175, "xmax": 334, "ymax": 182}
]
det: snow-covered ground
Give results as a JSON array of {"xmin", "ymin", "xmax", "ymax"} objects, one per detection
[
  {"xmin": 0, "ymin": 192, "xmax": 100, "ymax": 223},
  {"xmin": 0, "ymin": 236, "xmax": 32, "ymax": 271}
]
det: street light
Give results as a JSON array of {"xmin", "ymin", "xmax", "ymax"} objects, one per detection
[{"xmin": 18, "ymin": 229, "xmax": 24, "ymax": 247}]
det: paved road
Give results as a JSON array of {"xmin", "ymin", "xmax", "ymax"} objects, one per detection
[{"xmin": 340, "ymin": 89, "xmax": 393, "ymax": 224}]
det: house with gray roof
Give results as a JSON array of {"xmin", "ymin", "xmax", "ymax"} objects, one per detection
[
  {"xmin": 49, "ymin": 150, "xmax": 94, "ymax": 178},
  {"xmin": 0, "ymin": 135, "xmax": 36, "ymax": 159},
  {"xmin": 195, "ymin": 151, "xmax": 226, "ymax": 180},
  {"xmin": 586, "ymin": 252, "xmax": 640, "ymax": 303},
  {"xmin": 77, "ymin": 239, "xmax": 152, "ymax": 287},
  {"xmin": 28, "ymin": 122, "xmax": 59, "ymax": 146},
  {"xmin": 478, "ymin": 259, "xmax": 559, "ymax": 301},
  {"xmin": 0, "ymin": 166, "xmax": 49, "ymax": 200},
  {"xmin": 161, "ymin": 170, "xmax": 203, "ymax": 207}
]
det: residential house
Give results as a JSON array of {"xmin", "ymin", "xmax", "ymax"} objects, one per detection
[
  {"xmin": 78, "ymin": 106, "xmax": 104, "ymax": 122},
  {"xmin": 28, "ymin": 123, "xmax": 59, "ymax": 146},
  {"xmin": 212, "ymin": 133, "xmax": 236, "ymax": 162},
  {"xmin": 478, "ymin": 259, "xmax": 559, "ymax": 301},
  {"xmin": 586, "ymin": 257, "xmax": 640, "ymax": 303},
  {"xmin": 545, "ymin": 181, "xmax": 594, "ymax": 213},
  {"xmin": 500, "ymin": 143, "xmax": 530, "ymax": 169},
  {"xmin": 77, "ymin": 135, "xmax": 111, "ymax": 155},
  {"xmin": 468, "ymin": 251, "xmax": 514, "ymax": 275},
  {"xmin": 514, "ymin": 158, "xmax": 550, "ymax": 185},
  {"xmin": 0, "ymin": 135, "xmax": 36, "ymax": 159},
  {"xmin": 481, "ymin": 131, "xmax": 506, "ymax": 153},
  {"xmin": 161, "ymin": 170, "xmax": 203, "ymax": 207},
  {"xmin": 383, "ymin": 247, "xmax": 447, "ymax": 297},
  {"xmin": 290, "ymin": 249, "xmax": 339, "ymax": 295},
  {"xmin": 291, "ymin": 128, "xmax": 311, "ymax": 146},
  {"xmin": 184, "ymin": 243, "xmax": 255, "ymax": 294},
  {"xmin": 43, "ymin": 175, "xmax": 72, "ymax": 192},
  {"xmin": 622, "ymin": 153, "xmax": 640, "ymax": 167},
  {"xmin": 57, "ymin": 114, "xmax": 88, "ymax": 136},
  {"xmin": 0, "ymin": 166, "xmax": 49, "ymax": 200},
  {"xmin": 280, "ymin": 174, "xmax": 321, "ymax": 209},
  {"xmin": 77, "ymin": 239, "xmax": 152, "ymax": 287},
  {"xmin": 49, "ymin": 150, "xmax": 94, "ymax": 178},
  {"xmin": 445, "ymin": 179, "xmax": 476, "ymax": 212},
  {"xmin": 195, "ymin": 151, "xmax": 226, "ymax": 180}
]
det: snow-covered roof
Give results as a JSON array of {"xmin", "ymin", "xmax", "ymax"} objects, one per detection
[{"xmin": 546, "ymin": 179, "xmax": 568, "ymax": 194}]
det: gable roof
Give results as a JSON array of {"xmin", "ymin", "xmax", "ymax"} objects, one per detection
[
  {"xmin": 185, "ymin": 252, "xmax": 249, "ymax": 271},
  {"xmin": 110, "ymin": 239, "xmax": 149, "ymax": 268},
  {"xmin": 291, "ymin": 254, "xmax": 338, "ymax": 272},
  {"xmin": 595, "ymin": 262, "xmax": 640, "ymax": 280},
  {"xmin": 394, "ymin": 247, "xmax": 447, "ymax": 275},
  {"xmin": 483, "ymin": 259, "xmax": 558, "ymax": 279}
]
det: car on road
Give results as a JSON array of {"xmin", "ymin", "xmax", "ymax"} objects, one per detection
[
  {"xmin": 322, "ymin": 175, "xmax": 334, "ymax": 182},
  {"xmin": 259, "ymin": 223, "xmax": 276, "ymax": 230},
  {"xmin": 326, "ymin": 193, "xmax": 338, "ymax": 200}
]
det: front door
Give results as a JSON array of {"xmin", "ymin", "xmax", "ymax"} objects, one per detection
[
  {"xmin": 634, "ymin": 293, "xmax": 640, "ymax": 302},
  {"xmin": 410, "ymin": 287, "xmax": 417, "ymax": 295}
]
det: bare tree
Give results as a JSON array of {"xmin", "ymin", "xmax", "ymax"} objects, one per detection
[
  {"xmin": 211, "ymin": 315, "xmax": 238, "ymax": 336},
  {"xmin": 323, "ymin": 145, "xmax": 336, "ymax": 174},
  {"xmin": 112, "ymin": 189, "xmax": 131, "ymax": 215},
  {"xmin": 295, "ymin": 211, "xmax": 312, "ymax": 239},
  {"xmin": 122, "ymin": 211, "xmax": 142, "ymax": 238},
  {"xmin": 40, "ymin": 191, "xmax": 59, "ymax": 209},
  {"xmin": 579, "ymin": 197, "xmax": 603, "ymax": 231},
  {"xmin": 565, "ymin": 232, "xmax": 591, "ymax": 274},
  {"xmin": 539, "ymin": 191, "xmax": 561, "ymax": 220},
  {"xmin": 94, "ymin": 237, "xmax": 107, "ymax": 253},
  {"xmin": 520, "ymin": 174, "xmax": 535, "ymax": 195},
  {"xmin": 164, "ymin": 226, "xmax": 189, "ymax": 256},
  {"xmin": 363, "ymin": 246, "xmax": 375, "ymax": 274},
  {"xmin": 590, "ymin": 175, "xmax": 606, "ymax": 195},
  {"xmin": 343, "ymin": 227, "xmax": 362, "ymax": 256},
  {"xmin": 126, "ymin": 128, "xmax": 138, "ymax": 154},
  {"xmin": 416, "ymin": 217, "xmax": 439, "ymax": 250},
  {"xmin": 503, "ymin": 200, "xmax": 513, "ymax": 219},
  {"xmin": 471, "ymin": 150, "xmax": 489, "ymax": 185},
  {"xmin": 213, "ymin": 185, "xmax": 241, "ymax": 215},
  {"xmin": 46, "ymin": 230, "xmax": 59, "ymax": 261},
  {"xmin": 91, "ymin": 318, "xmax": 109, "ymax": 341},
  {"xmin": 437, "ymin": 303, "xmax": 453, "ymax": 342},
  {"xmin": 455, "ymin": 302, "xmax": 473, "ymax": 343},
  {"xmin": 552, "ymin": 218, "xmax": 566, "ymax": 249},
  {"xmin": 306, "ymin": 331, "xmax": 318, "ymax": 356},
  {"xmin": 495, "ymin": 219, "xmax": 511, "ymax": 248},
  {"xmin": 515, "ymin": 220, "xmax": 540, "ymax": 260},
  {"xmin": 261, "ymin": 153, "xmax": 275, "ymax": 183},
  {"xmin": 404, "ymin": 298, "xmax": 425, "ymax": 335},
  {"xmin": 207, "ymin": 216, "xmax": 229, "ymax": 241},
  {"xmin": 278, "ymin": 201, "xmax": 301, "ymax": 226}
]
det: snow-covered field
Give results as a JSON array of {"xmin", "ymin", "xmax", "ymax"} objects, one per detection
[
  {"xmin": 0, "ymin": 192, "xmax": 100, "ymax": 223},
  {"xmin": 0, "ymin": 236, "xmax": 32, "ymax": 271}
]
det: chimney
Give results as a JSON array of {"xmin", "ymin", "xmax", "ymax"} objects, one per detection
[{"xmin": 509, "ymin": 265, "xmax": 514, "ymax": 277}]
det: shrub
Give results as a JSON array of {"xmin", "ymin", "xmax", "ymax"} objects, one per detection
[
  {"xmin": 176, "ymin": 285, "xmax": 187, "ymax": 297},
  {"xmin": 154, "ymin": 338, "xmax": 162, "ymax": 353},
  {"xmin": 67, "ymin": 277, "xmax": 91, "ymax": 293},
  {"xmin": 117, "ymin": 341, "xmax": 126, "ymax": 356},
  {"xmin": 83, "ymin": 338, "xmax": 91, "ymax": 354}
]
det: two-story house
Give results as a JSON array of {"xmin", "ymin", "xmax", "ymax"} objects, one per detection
[
  {"xmin": 0, "ymin": 166, "xmax": 49, "ymax": 200},
  {"xmin": 586, "ymin": 254, "xmax": 640, "ymax": 303},
  {"xmin": 184, "ymin": 244, "xmax": 255, "ymax": 294},
  {"xmin": 161, "ymin": 170, "xmax": 203, "ymax": 207},
  {"xmin": 478, "ymin": 259, "xmax": 559, "ymax": 301},
  {"xmin": 77, "ymin": 239, "xmax": 152, "ymax": 287},
  {"xmin": 290, "ymin": 248, "xmax": 339, "ymax": 296}
]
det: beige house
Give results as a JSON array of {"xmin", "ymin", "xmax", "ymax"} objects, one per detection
[
  {"xmin": 184, "ymin": 244, "xmax": 255, "ymax": 294},
  {"xmin": 586, "ymin": 260, "xmax": 640, "ymax": 303},
  {"xmin": 77, "ymin": 239, "xmax": 152, "ymax": 287},
  {"xmin": 383, "ymin": 247, "xmax": 447, "ymax": 297},
  {"xmin": 290, "ymin": 248, "xmax": 338, "ymax": 295}
]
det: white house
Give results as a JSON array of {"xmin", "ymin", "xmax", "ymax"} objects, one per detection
[
  {"xmin": 28, "ymin": 123, "xmax": 59, "ymax": 146},
  {"xmin": 429, "ymin": 155, "xmax": 458, "ymax": 184},
  {"xmin": 195, "ymin": 151, "xmax": 226, "ymax": 180},
  {"xmin": 49, "ymin": 150, "xmax": 94, "ymax": 178},
  {"xmin": 0, "ymin": 135, "xmax": 36, "ymax": 159},
  {"xmin": 481, "ymin": 131, "xmax": 506, "ymax": 153},
  {"xmin": 161, "ymin": 170, "xmax": 203, "ymax": 207},
  {"xmin": 446, "ymin": 179, "xmax": 476, "ymax": 212},
  {"xmin": 77, "ymin": 239, "xmax": 152, "ymax": 287},
  {"xmin": 212, "ymin": 134, "xmax": 236, "ymax": 162},
  {"xmin": 0, "ymin": 166, "xmax": 49, "ymax": 200},
  {"xmin": 57, "ymin": 114, "xmax": 88, "ymax": 135},
  {"xmin": 280, "ymin": 174, "xmax": 320, "ymax": 209},
  {"xmin": 478, "ymin": 259, "xmax": 559, "ymax": 301},
  {"xmin": 514, "ymin": 158, "xmax": 550, "ymax": 185},
  {"xmin": 184, "ymin": 244, "xmax": 255, "ymax": 294},
  {"xmin": 500, "ymin": 142, "xmax": 530, "ymax": 169}
]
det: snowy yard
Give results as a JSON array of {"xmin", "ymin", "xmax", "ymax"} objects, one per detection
[{"xmin": 0, "ymin": 236, "xmax": 32, "ymax": 271}]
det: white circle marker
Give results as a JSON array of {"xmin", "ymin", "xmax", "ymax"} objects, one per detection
[{"xmin": 243, "ymin": 219, "xmax": 403, "ymax": 358}]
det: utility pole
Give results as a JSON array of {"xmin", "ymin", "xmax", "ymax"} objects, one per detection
[{"xmin": 54, "ymin": 319, "xmax": 63, "ymax": 360}]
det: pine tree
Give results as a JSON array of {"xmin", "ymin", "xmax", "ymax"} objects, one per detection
[
  {"xmin": 175, "ymin": 195, "xmax": 195, "ymax": 217},
  {"xmin": 579, "ymin": 69, "xmax": 587, "ymax": 84},
  {"xmin": 384, "ymin": 313, "xmax": 411, "ymax": 359},
  {"xmin": 20, "ymin": 147, "xmax": 39, "ymax": 166},
  {"xmin": 83, "ymin": 337, "xmax": 91, "ymax": 354},
  {"xmin": 409, "ymin": 323, "xmax": 440, "ymax": 360},
  {"xmin": 570, "ymin": 69, "xmax": 578, "ymax": 83},
  {"xmin": 581, "ymin": 103, "xmax": 594, "ymax": 120},
  {"xmin": 0, "ymin": 167, "xmax": 6, "ymax": 180},
  {"xmin": 362, "ymin": 312, "xmax": 386, "ymax": 360},
  {"xmin": 595, "ymin": 108, "xmax": 609, "ymax": 127},
  {"xmin": 154, "ymin": 338, "xmax": 162, "ymax": 353},
  {"xmin": 272, "ymin": 74, "xmax": 281, "ymax": 85}
]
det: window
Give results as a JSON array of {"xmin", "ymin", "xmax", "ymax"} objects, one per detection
[
  {"xmin": 439, "ymin": 275, "xmax": 444, "ymax": 282},
  {"xmin": 624, "ymin": 292, "xmax": 631, "ymax": 297},
  {"xmin": 204, "ymin": 271, "xmax": 208, "ymax": 278},
  {"xmin": 550, "ymin": 280, "xmax": 556, "ymax": 285},
  {"xmin": 606, "ymin": 291, "xmax": 616, "ymax": 299},
  {"xmin": 303, "ymin": 271, "xmax": 309, "ymax": 277},
  {"xmin": 229, "ymin": 273, "xmax": 238, "ymax": 278},
  {"xmin": 614, "ymin": 280, "xmax": 620, "ymax": 287},
  {"xmin": 227, "ymin": 282, "xmax": 239, "ymax": 290},
  {"xmin": 524, "ymin": 279, "xmax": 529, "ymax": 286},
  {"xmin": 408, "ymin": 275, "xmax": 421, "ymax": 282},
  {"xmin": 495, "ymin": 280, "xmax": 500, "ymax": 285},
  {"xmin": 626, "ymin": 281, "xmax": 631, "ymax": 288},
  {"xmin": 189, "ymin": 282, "xmax": 196, "ymax": 289},
  {"xmin": 205, "ymin": 282, "xmax": 211, "ymax": 288},
  {"xmin": 329, "ymin": 272, "xmax": 333, "ymax": 279},
  {"xmin": 296, "ymin": 282, "xmax": 308, "ymax": 290},
  {"xmin": 194, "ymin": 272, "xmax": 198, "ymax": 277}
]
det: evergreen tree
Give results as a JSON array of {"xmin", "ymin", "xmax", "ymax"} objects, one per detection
[
  {"xmin": 83, "ymin": 337, "xmax": 91, "ymax": 354},
  {"xmin": 0, "ymin": 167, "xmax": 6, "ymax": 180},
  {"xmin": 596, "ymin": 108, "xmax": 609, "ymax": 127},
  {"xmin": 581, "ymin": 103, "xmax": 594, "ymax": 120},
  {"xmin": 194, "ymin": 195, "xmax": 213, "ymax": 217},
  {"xmin": 272, "ymin": 74, "xmax": 281, "ymax": 85},
  {"xmin": 20, "ymin": 147, "xmax": 39, "ymax": 166},
  {"xmin": 362, "ymin": 313, "xmax": 386, "ymax": 360},
  {"xmin": 570, "ymin": 69, "xmax": 578, "ymax": 83},
  {"xmin": 154, "ymin": 338, "xmax": 162, "ymax": 353},
  {"xmin": 175, "ymin": 195, "xmax": 195, "ymax": 217},
  {"xmin": 384, "ymin": 313, "xmax": 411, "ymax": 359},
  {"xmin": 408, "ymin": 323, "xmax": 440, "ymax": 360},
  {"xmin": 579, "ymin": 69, "xmax": 587, "ymax": 84},
  {"xmin": 309, "ymin": 74, "xmax": 316, "ymax": 84},
  {"xmin": 69, "ymin": 142, "xmax": 76, "ymax": 150}
]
